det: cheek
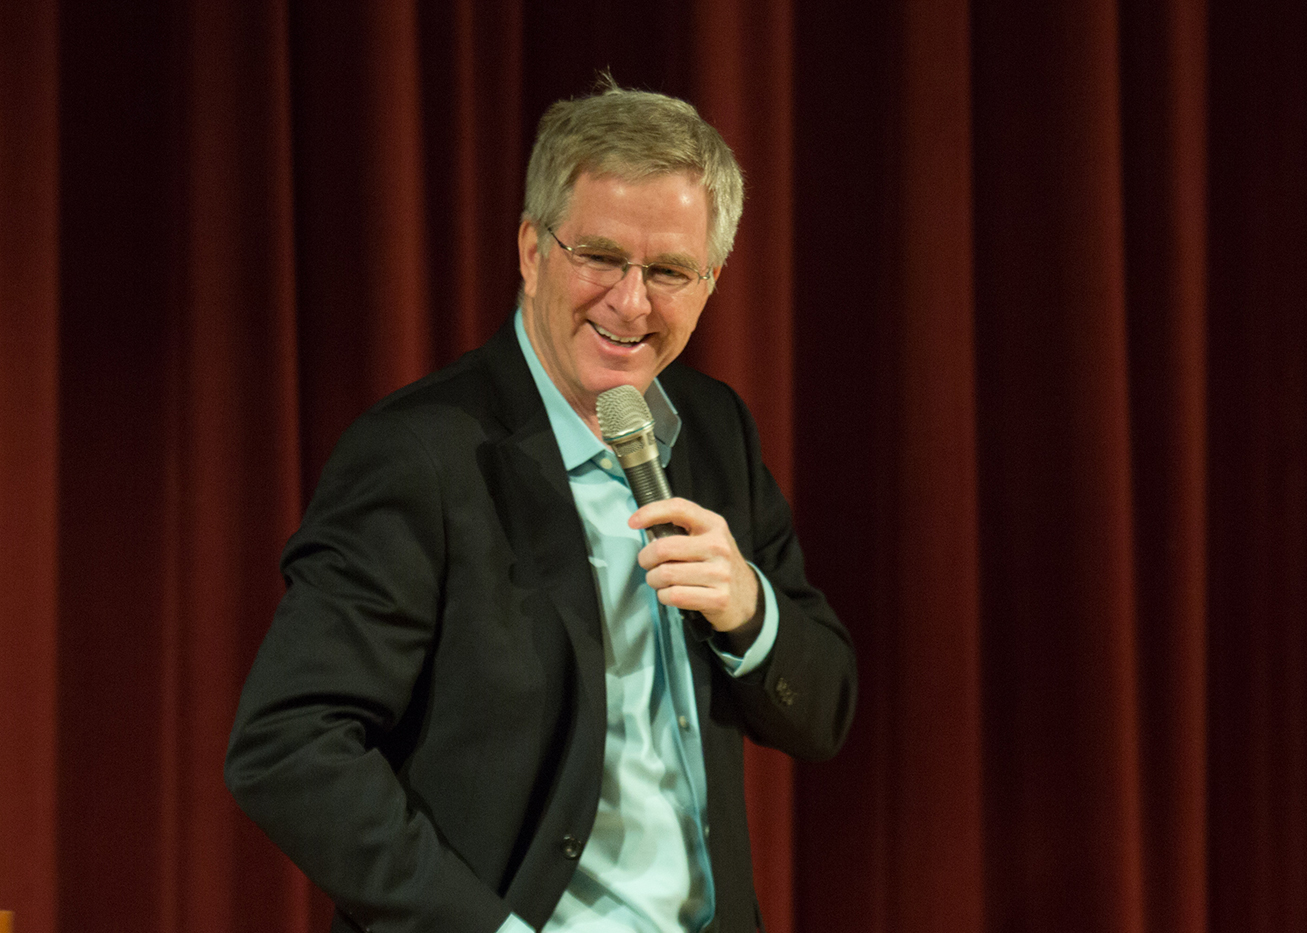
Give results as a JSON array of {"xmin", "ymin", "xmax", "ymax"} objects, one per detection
[{"xmin": 666, "ymin": 308, "xmax": 703, "ymax": 347}]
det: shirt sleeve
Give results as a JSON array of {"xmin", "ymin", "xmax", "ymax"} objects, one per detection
[{"xmin": 708, "ymin": 561, "xmax": 779, "ymax": 677}]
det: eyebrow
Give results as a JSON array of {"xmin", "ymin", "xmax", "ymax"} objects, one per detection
[{"xmin": 572, "ymin": 234, "xmax": 703, "ymax": 271}]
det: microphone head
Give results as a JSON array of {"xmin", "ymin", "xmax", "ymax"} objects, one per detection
[{"xmin": 596, "ymin": 385, "xmax": 653, "ymax": 443}]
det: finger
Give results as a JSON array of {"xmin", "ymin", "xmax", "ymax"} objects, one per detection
[
  {"xmin": 637, "ymin": 526, "xmax": 733, "ymax": 570},
  {"xmin": 629, "ymin": 497, "xmax": 711, "ymax": 533},
  {"xmin": 652, "ymin": 582, "xmax": 732, "ymax": 617},
  {"xmin": 644, "ymin": 555, "xmax": 732, "ymax": 590},
  {"xmin": 638, "ymin": 532, "xmax": 698, "ymax": 569}
]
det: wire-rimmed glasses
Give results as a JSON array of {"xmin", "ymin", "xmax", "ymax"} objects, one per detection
[{"xmin": 547, "ymin": 228, "xmax": 713, "ymax": 296}]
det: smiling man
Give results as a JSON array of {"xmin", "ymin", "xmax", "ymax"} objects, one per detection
[{"xmin": 226, "ymin": 77, "xmax": 856, "ymax": 933}]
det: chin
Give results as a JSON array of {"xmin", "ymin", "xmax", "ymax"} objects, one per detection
[
  {"xmin": 585, "ymin": 365, "xmax": 654, "ymax": 395},
  {"xmin": 605, "ymin": 373, "xmax": 655, "ymax": 395}
]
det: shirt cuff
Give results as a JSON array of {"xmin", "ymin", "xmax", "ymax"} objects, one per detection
[
  {"xmin": 497, "ymin": 912, "xmax": 535, "ymax": 933},
  {"xmin": 711, "ymin": 562, "xmax": 778, "ymax": 677}
]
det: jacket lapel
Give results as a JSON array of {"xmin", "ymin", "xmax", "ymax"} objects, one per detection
[
  {"xmin": 664, "ymin": 409, "xmax": 695, "ymax": 503},
  {"xmin": 476, "ymin": 325, "xmax": 613, "ymax": 922},
  {"xmin": 494, "ymin": 415, "xmax": 607, "ymax": 700},
  {"xmin": 479, "ymin": 322, "xmax": 607, "ymax": 735}
]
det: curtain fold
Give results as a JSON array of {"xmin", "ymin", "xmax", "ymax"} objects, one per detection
[
  {"xmin": 174, "ymin": 2, "xmax": 317, "ymax": 928},
  {"xmin": 971, "ymin": 3, "xmax": 1146, "ymax": 931},
  {"xmin": 793, "ymin": 2, "xmax": 985, "ymax": 932},
  {"xmin": 1120, "ymin": 3, "xmax": 1210, "ymax": 932},
  {"xmin": 0, "ymin": 4, "xmax": 60, "ymax": 932},
  {"xmin": 1, "ymin": 3, "xmax": 1304, "ymax": 932},
  {"xmin": 1205, "ymin": 3, "xmax": 1307, "ymax": 931}
]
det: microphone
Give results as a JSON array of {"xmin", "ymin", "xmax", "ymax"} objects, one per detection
[
  {"xmin": 597, "ymin": 385, "xmax": 713, "ymax": 640},
  {"xmin": 596, "ymin": 385, "xmax": 682, "ymax": 538}
]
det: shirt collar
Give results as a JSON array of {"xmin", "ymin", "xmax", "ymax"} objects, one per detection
[{"xmin": 514, "ymin": 308, "xmax": 681, "ymax": 472}]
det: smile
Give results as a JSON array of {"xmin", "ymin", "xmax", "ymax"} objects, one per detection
[{"xmin": 592, "ymin": 322, "xmax": 645, "ymax": 346}]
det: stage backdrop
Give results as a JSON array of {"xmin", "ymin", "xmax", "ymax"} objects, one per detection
[{"xmin": 1, "ymin": 2, "xmax": 1303, "ymax": 932}]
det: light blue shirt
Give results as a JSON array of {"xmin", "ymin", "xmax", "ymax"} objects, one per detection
[{"xmin": 498, "ymin": 311, "xmax": 777, "ymax": 933}]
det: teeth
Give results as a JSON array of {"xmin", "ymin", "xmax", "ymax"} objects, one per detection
[{"xmin": 594, "ymin": 323, "xmax": 642, "ymax": 345}]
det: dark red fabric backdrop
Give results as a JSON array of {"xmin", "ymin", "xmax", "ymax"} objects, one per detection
[{"xmin": 2, "ymin": 2, "xmax": 1304, "ymax": 932}]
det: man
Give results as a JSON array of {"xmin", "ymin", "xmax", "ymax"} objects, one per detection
[{"xmin": 226, "ymin": 78, "xmax": 856, "ymax": 933}]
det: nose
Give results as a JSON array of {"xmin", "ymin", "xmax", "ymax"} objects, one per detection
[{"xmin": 606, "ymin": 262, "xmax": 653, "ymax": 318}]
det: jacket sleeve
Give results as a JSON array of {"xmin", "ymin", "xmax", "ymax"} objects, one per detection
[
  {"xmin": 224, "ymin": 410, "xmax": 513, "ymax": 933},
  {"xmin": 721, "ymin": 389, "xmax": 858, "ymax": 762}
]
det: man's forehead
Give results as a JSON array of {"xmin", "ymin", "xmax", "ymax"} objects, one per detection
[
  {"xmin": 558, "ymin": 171, "xmax": 710, "ymax": 243},
  {"xmin": 566, "ymin": 167, "xmax": 708, "ymax": 210}
]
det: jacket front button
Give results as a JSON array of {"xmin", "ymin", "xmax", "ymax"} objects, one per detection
[{"xmin": 561, "ymin": 834, "xmax": 583, "ymax": 859}]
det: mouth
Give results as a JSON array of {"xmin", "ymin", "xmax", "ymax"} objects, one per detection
[{"xmin": 591, "ymin": 322, "xmax": 647, "ymax": 347}]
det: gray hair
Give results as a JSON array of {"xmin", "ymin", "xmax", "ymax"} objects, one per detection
[{"xmin": 522, "ymin": 75, "xmax": 745, "ymax": 269}]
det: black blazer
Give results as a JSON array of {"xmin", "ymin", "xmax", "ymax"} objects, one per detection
[{"xmin": 225, "ymin": 320, "xmax": 857, "ymax": 933}]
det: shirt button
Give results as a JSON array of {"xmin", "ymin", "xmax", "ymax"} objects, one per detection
[
  {"xmin": 561, "ymin": 834, "xmax": 583, "ymax": 859},
  {"xmin": 599, "ymin": 457, "xmax": 614, "ymax": 470},
  {"xmin": 678, "ymin": 715, "xmax": 690, "ymax": 730}
]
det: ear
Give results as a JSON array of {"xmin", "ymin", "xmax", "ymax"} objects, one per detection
[{"xmin": 519, "ymin": 220, "xmax": 541, "ymax": 299}]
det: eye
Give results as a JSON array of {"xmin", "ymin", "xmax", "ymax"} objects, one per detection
[
  {"xmin": 648, "ymin": 264, "xmax": 694, "ymax": 286},
  {"xmin": 577, "ymin": 250, "xmax": 625, "ymax": 269}
]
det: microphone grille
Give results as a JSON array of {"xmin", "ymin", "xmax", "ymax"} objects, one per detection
[{"xmin": 596, "ymin": 385, "xmax": 653, "ymax": 441}]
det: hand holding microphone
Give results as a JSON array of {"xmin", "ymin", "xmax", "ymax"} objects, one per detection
[{"xmin": 597, "ymin": 386, "xmax": 761, "ymax": 640}]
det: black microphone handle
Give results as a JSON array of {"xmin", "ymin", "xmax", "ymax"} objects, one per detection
[
  {"xmin": 618, "ymin": 455, "xmax": 713, "ymax": 640},
  {"xmin": 620, "ymin": 456, "xmax": 684, "ymax": 539}
]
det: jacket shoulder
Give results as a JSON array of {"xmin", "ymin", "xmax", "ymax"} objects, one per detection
[
  {"xmin": 359, "ymin": 319, "xmax": 536, "ymax": 441},
  {"xmin": 657, "ymin": 362, "xmax": 751, "ymax": 435}
]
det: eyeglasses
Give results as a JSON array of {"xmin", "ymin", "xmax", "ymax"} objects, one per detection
[{"xmin": 547, "ymin": 228, "xmax": 713, "ymax": 296}]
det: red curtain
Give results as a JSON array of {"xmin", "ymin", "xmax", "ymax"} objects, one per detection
[{"xmin": 1, "ymin": 2, "xmax": 1303, "ymax": 932}]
